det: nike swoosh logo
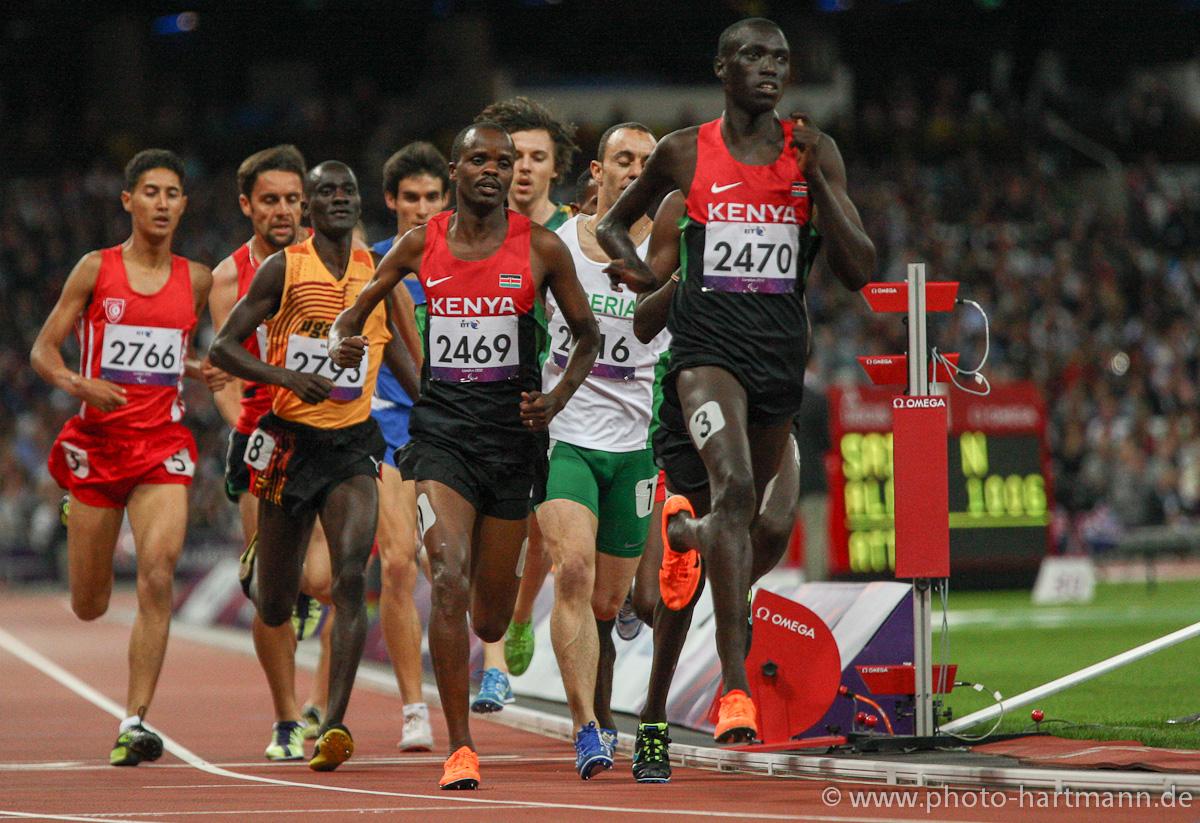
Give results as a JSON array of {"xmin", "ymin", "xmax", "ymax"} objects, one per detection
[
  {"xmin": 710, "ymin": 181, "xmax": 742, "ymax": 194},
  {"xmin": 425, "ymin": 275, "xmax": 453, "ymax": 288}
]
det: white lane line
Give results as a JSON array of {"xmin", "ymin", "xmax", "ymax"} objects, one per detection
[
  {"xmin": 0, "ymin": 626, "xmax": 812, "ymax": 820},
  {"xmin": 0, "ymin": 761, "xmax": 90, "ymax": 771},
  {"xmin": 0, "ymin": 754, "xmax": 546, "ymax": 772},
  {"xmin": 46, "ymin": 806, "xmax": 539, "ymax": 819},
  {"xmin": 0, "ymin": 813, "xmax": 139, "ymax": 823}
]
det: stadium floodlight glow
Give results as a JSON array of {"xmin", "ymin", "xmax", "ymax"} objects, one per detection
[{"xmin": 152, "ymin": 13, "xmax": 199, "ymax": 36}]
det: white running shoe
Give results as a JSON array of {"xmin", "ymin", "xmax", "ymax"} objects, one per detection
[{"xmin": 399, "ymin": 703, "xmax": 434, "ymax": 752}]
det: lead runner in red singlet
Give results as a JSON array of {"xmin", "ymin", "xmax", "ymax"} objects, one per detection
[
  {"xmin": 31, "ymin": 149, "xmax": 226, "ymax": 767},
  {"xmin": 209, "ymin": 145, "xmax": 336, "ymax": 761},
  {"xmin": 599, "ymin": 18, "xmax": 875, "ymax": 775},
  {"xmin": 330, "ymin": 122, "xmax": 599, "ymax": 790}
]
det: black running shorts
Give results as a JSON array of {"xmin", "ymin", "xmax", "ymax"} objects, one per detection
[
  {"xmin": 224, "ymin": 429, "xmax": 252, "ymax": 502},
  {"xmin": 247, "ymin": 413, "xmax": 385, "ymax": 516},
  {"xmin": 397, "ymin": 440, "xmax": 547, "ymax": 521}
]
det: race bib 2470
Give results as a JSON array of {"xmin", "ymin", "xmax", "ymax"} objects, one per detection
[{"xmin": 702, "ymin": 221, "xmax": 799, "ymax": 294}]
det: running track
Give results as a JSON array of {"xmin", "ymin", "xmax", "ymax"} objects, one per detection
[{"xmin": 0, "ymin": 590, "xmax": 1190, "ymax": 822}]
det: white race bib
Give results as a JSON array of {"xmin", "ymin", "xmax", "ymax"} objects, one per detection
[
  {"xmin": 635, "ymin": 475, "xmax": 657, "ymax": 518},
  {"xmin": 255, "ymin": 325, "xmax": 268, "ymax": 360},
  {"xmin": 429, "ymin": 314, "xmax": 519, "ymax": 382},
  {"xmin": 702, "ymin": 221, "xmax": 799, "ymax": 293},
  {"xmin": 162, "ymin": 447, "xmax": 195, "ymax": 477},
  {"xmin": 243, "ymin": 428, "xmax": 276, "ymax": 471},
  {"xmin": 551, "ymin": 315, "xmax": 638, "ymax": 381},
  {"xmin": 61, "ymin": 442, "xmax": 89, "ymax": 479},
  {"xmin": 100, "ymin": 324, "xmax": 184, "ymax": 386},
  {"xmin": 285, "ymin": 334, "xmax": 366, "ymax": 401}
]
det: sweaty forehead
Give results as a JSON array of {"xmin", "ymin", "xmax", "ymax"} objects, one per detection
[
  {"xmin": 253, "ymin": 169, "xmax": 303, "ymax": 196},
  {"xmin": 136, "ymin": 168, "xmax": 182, "ymax": 189},
  {"xmin": 729, "ymin": 24, "xmax": 789, "ymax": 55},
  {"xmin": 309, "ymin": 165, "xmax": 357, "ymax": 192},
  {"xmin": 465, "ymin": 129, "xmax": 515, "ymax": 157},
  {"xmin": 510, "ymin": 129, "xmax": 554, "ymax": 153}
]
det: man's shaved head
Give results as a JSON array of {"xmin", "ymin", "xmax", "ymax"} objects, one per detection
[
  {"xmin": 717, "ymin": 17, "xmax": 786, "ymax": 58},
  {"xmin": 451, "ymin": 122, "xmax": 512, "ymax": 164},
  {"xmin": 306, "ymin": 160, "xmax": 355, "ymax": 195}
]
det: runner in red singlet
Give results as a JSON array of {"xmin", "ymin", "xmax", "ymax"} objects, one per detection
[
  {"xmin": 330, "ymin": 123, "xmax": 599, "ymax": 790},
  {"xmin": 599, "ymin": 18, "xmax": 875, "ymax": 777},
  {"xmin": 30, "ymin": 149, "xmax": 226, "ymax": 767},
  {"xmin": 209, "ymin": 145, "xmax": 335, "ymax": 761},
  {"xmin": 473, "ymin": 97, "xmax": 581, "ymax": 690}
]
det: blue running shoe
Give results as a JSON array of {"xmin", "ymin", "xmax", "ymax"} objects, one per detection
[
  {"xmin": 600, "ymin": 727, "xmax": 619, "ymax": 758},
  {"xmin": 574, "ymin": 721, "xmax": 613, "ymax": 780},
  {"xmin": 471, "ymin": 667, "xmax": 514, "ymax": 713},
  {"xmin": 615, "ymin": 592, "xmax": 643, "ymax": 641}
]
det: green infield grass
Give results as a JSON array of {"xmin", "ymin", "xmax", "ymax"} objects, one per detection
[{"xmin": 933, "ymin": 578, "xmax": 1200, "ymax": 749}]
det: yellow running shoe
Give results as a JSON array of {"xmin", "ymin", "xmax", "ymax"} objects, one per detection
[
  {"xmin": 110, "ymin": 725, "xmax": 163, "ymax": 767},
  {"xmin": 309, "ymin": 724, "xmax": 353, "ymax": 772}
]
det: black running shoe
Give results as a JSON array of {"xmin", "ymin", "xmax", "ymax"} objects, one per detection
[
  {"xmin": 110, "ymin": 725, "xmax": 163, "ymax": 766},
  {"xmin": 632, "ymin": 722, "xmax": 671, "ymax": 783}
]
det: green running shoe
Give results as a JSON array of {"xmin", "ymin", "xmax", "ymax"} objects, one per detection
[
  {"xmin": 300, "ymin": 704, "xmax": 323, "ymax": 740},
  {"xmin": 264, "ymin": 720, "xmax": 305, "ymax": 761},
  {"xmin": 110, "ymin": 725, "xmax": 163, "ymax": 767},
  {"xmin": 632, "ymin": 722, "xmax": 671, "ymax": 783},
  {"xmin": 504, "ymin": 620, "xmax": 534, "ymax": 676},
  {"xmin": 292, "ymin": 593, "xmax": 325, "ymax": 641}
]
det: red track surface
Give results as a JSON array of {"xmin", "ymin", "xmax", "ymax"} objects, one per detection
[{"xmin": 1, "ymin": 590, "xmax": 1193, "ymax": 822}]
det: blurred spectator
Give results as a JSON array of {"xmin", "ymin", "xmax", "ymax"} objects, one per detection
[{"xmin": 1, "ymin": 39, "xmax": 1199, "ymax": 576}]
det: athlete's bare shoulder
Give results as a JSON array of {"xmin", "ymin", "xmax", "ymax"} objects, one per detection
[
  {"xmin": 660, "ymin": 125, "xmax": 701, "ymax": 154},
  {"xmin": 529, "ymin": 221, "xmax": 571, "ymax": 261},
  {"xmin": 388, "ymin": 224, "xmax": 427, "ymax": 275},
  {"xmin": 211, "ymin": 253, "xmax": 238, "ymax": 286},
  {"xmin": 659, "ymin": 125, "xmax": 702, "ymax": 147},
  {"xmin": 60, "ymin": 250, "xmax": 105, "ymax": 298},
  {"xmin": 187, "ymin": 258, "xmax": 214, "ymax": 290},
  {"xmin": 644, "ymin": 127, "xmax": 701, "ymax": 196},
  {"xmin": 72, "ymin": 249, "xmax": 105, "ymax": 281}
]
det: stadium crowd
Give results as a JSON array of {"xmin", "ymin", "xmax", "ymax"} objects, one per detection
[{"xmin": 2, "ymin": 58, "xmax": 1198, "ymax": 578}]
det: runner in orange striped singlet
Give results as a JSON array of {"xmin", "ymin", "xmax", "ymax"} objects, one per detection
[{"xmin": 210, "ymin": 161, "xmax": 419, "ymax": 773}]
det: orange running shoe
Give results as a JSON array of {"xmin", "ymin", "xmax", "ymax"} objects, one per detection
[
  {"xmin": 439, "ymin": 745, "xmax": 480, "ymax": 790},
  {"xmin": 714, "ymin": 689, "xmax": 758, "ymax": 744},
  {"xmin": 659, "ymin": 495, "xmax": 701, "ymax": 610}
]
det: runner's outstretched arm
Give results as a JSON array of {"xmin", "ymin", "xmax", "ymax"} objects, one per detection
[
  {"xmin": 393, "ymin": 280, "xmax": 425, "ymax": 368},
  {"xmin": 597, "ymin": 131, "xmax": 693, "ymax": 294},
  {"xmin": 181, "ymin": 261, "xmax": 228, "ymax": 392},
  {"xmin": 30, "ymin": 252, "xmax": 127, "ymax": 412},
  {"xmin": 209, "ymin": 252, "xmax": 333, "ymax": 405},
  {"xmin": 521, "ymin": 228, "xmax": 599, "ymax": 431},
  {"xmin": 382, "ymin": 289, "xmax": 421, "ymax": 400},
  {"xmin": 631, "ymin": 190, "xmax": 686, "ymax": 343},
  {"xmin": 791, "ymin": 117, "xmax": 874, "ymax": 291},
  {"xmin": 329, "ymin": 227, "xmax": 426, "ymax": 368},
  {"xmin": 207, "ymin": 255, "xmax": 246, "ymax": 426}
]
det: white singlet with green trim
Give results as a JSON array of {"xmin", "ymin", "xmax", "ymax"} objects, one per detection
[{"xmin": 544, "ymin": 215, "xmax": 668, "ymax": 452}]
